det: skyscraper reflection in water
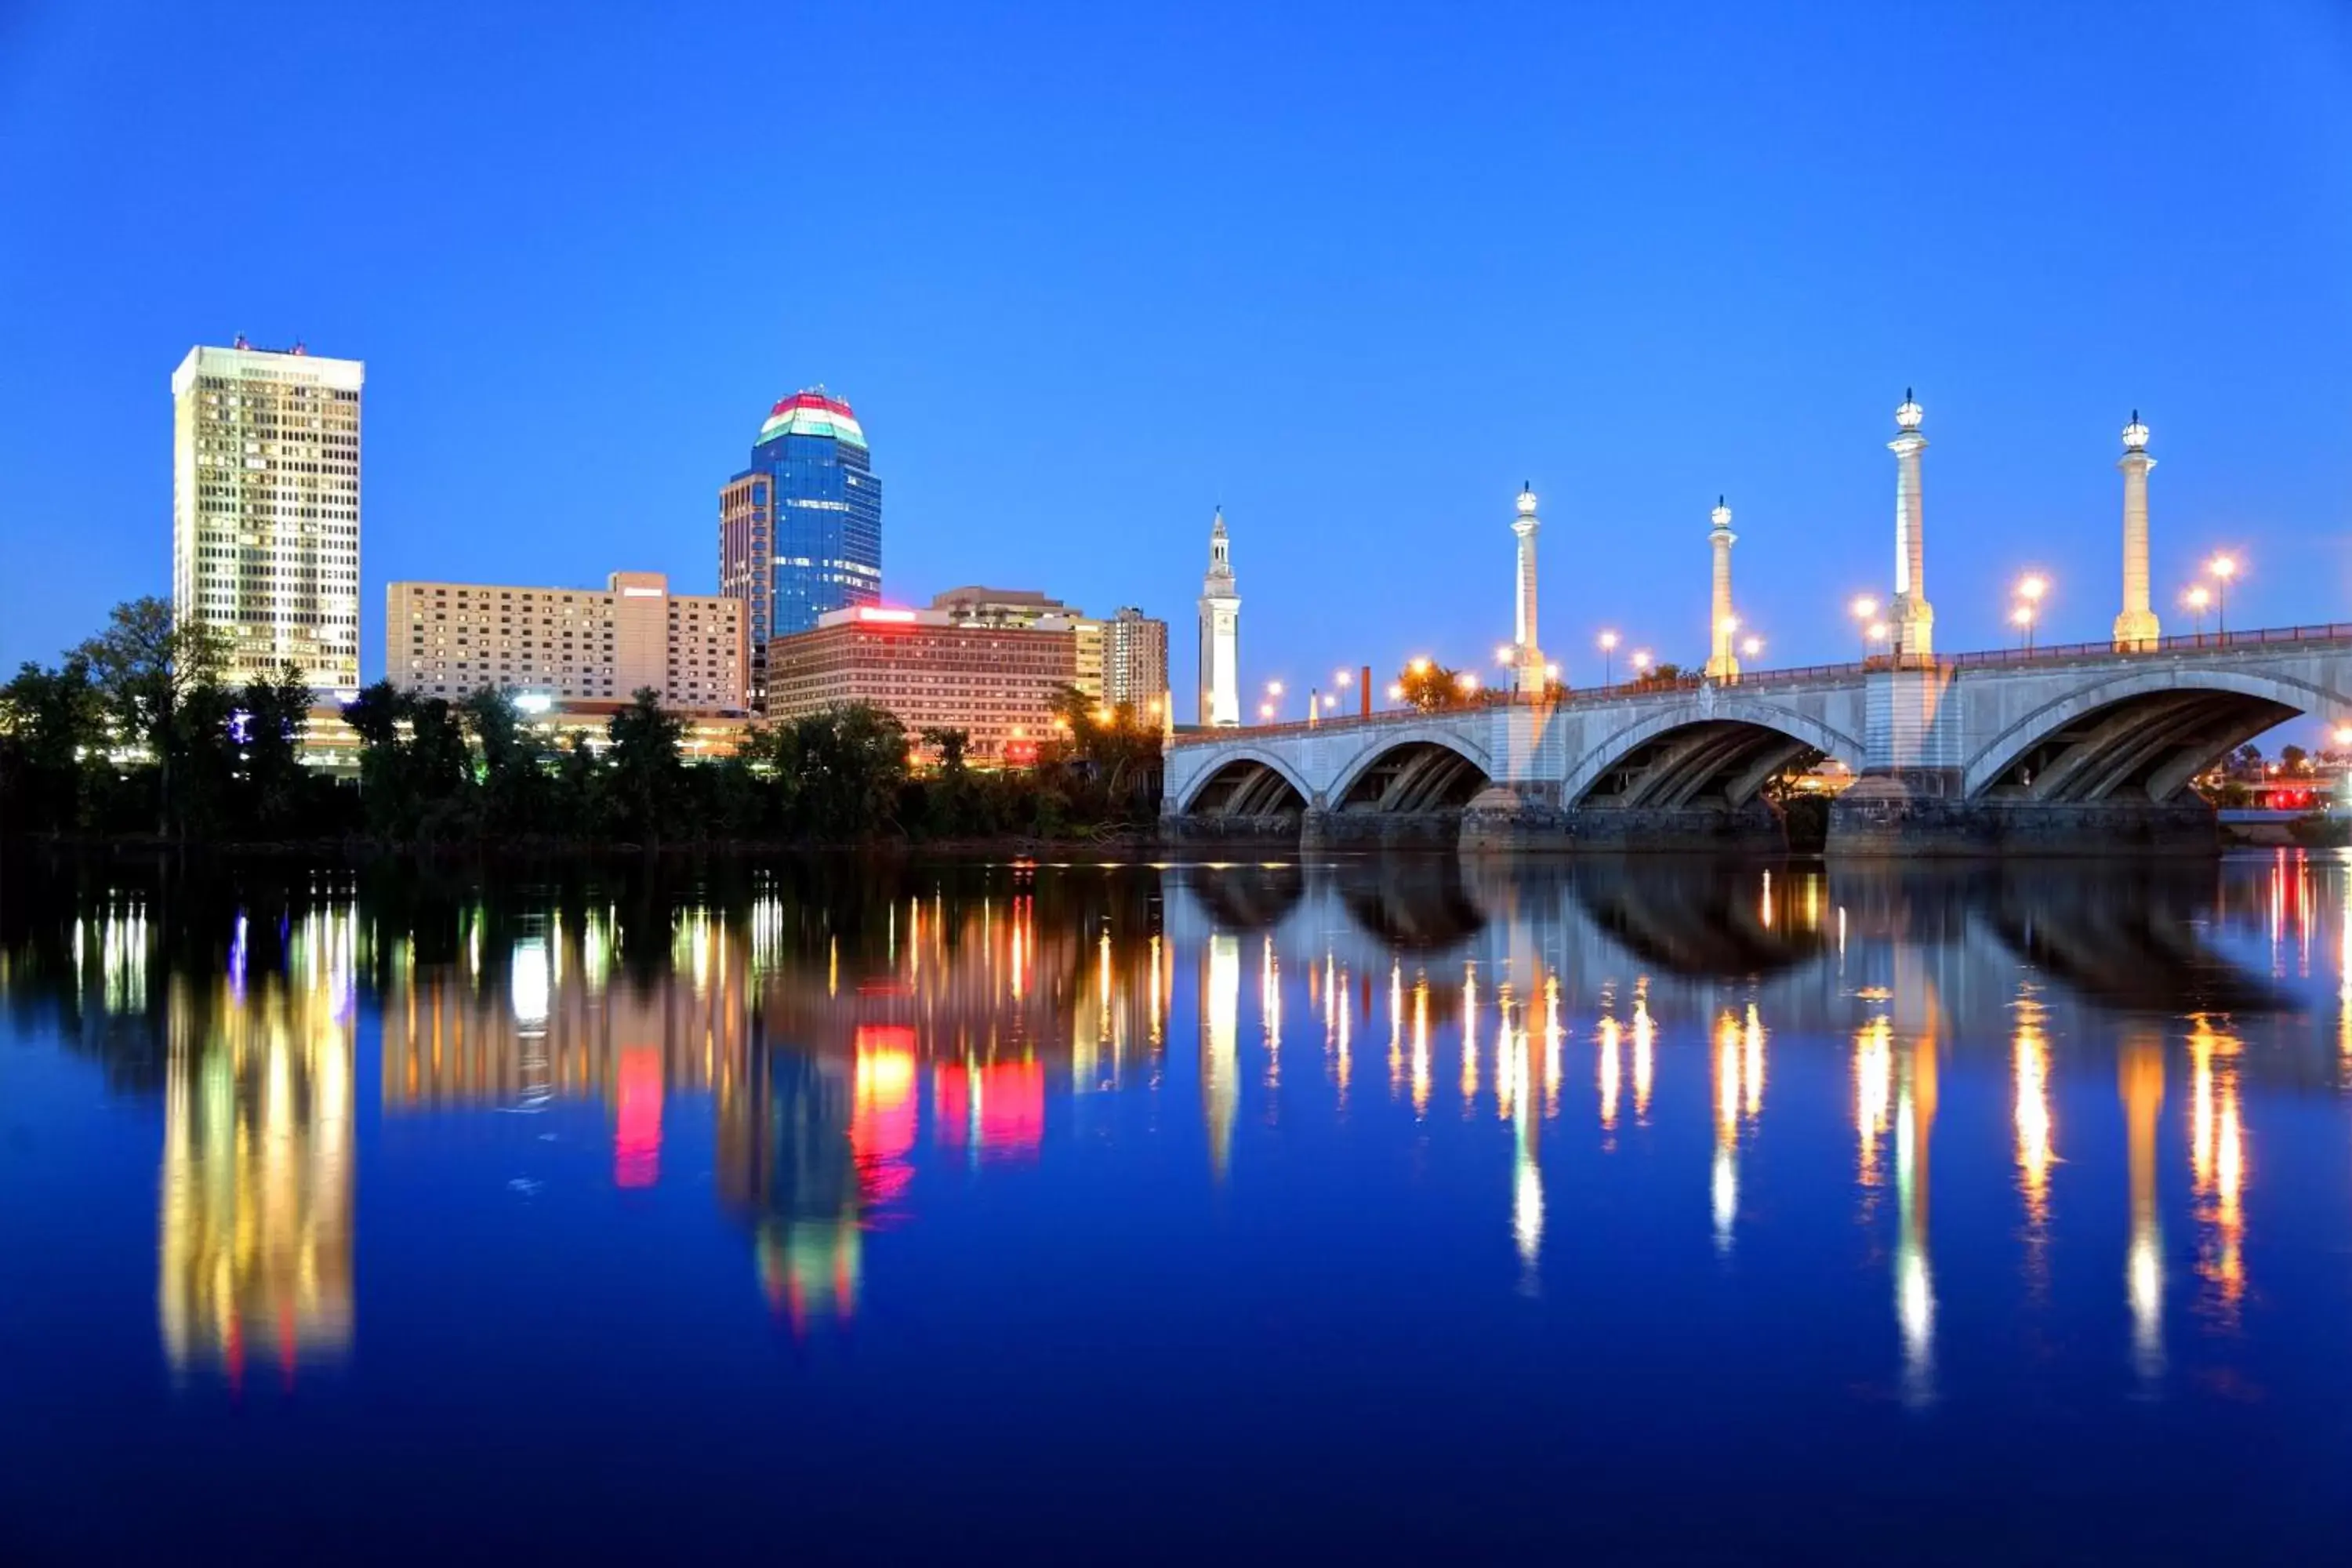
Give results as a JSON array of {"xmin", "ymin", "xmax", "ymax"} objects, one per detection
[{"xmin": 158, "ymin": 909, "xmax": 356, "ymax": 1383}]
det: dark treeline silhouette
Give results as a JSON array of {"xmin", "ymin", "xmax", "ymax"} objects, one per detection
[{"xmin": 2, "ymin": 597, "xmax": 1163, "ymax": 848}]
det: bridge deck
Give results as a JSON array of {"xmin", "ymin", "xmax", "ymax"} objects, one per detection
[{"xmin": 1174, "ymin": 620, "xmax": 2352, "ymax": 749}]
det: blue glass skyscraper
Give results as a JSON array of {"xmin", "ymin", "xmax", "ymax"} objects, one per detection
[{"xmin": 720, "ymin": 389, "xmax": 883, "ymax": 670}]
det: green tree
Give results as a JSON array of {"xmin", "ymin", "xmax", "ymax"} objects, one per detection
[
  {"xmin": 606, "ymin": 688, "xmax": 684, "ymax": 843},
  {"xmin": 781, "ymin": 703, "xmax": 908, "ymax": 842},
  {"xmin": 0, "ymin": 655, "xmax": 105, "ymax": 834},
  {"xmin": 76, "ymin": 596, "xmax": 227, "ymax": 837},
  {"xmin": 463, "ymin": 686, "xmax": 548, "ymax": 835},
  {"xmin": 233, "ymin": 666, "xmax": 315, "ymax": 835},
  {"xmin": 2281, "ymin": 743, "xmax": 2310, "ymax": 773},
  {"xmin": 1396, "ymin": 661, "xmax": 1468, "ymax": 712}
]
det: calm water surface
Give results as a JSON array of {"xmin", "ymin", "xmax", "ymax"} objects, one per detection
[{"xmin": 4, "ymin": 852, "xmax": 2352, "ymax": 1562}]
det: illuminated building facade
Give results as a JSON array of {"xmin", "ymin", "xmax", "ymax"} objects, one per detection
[
  {"xmin": 384, "ymin": 570, "xmax": 746, "ymax": 713},
  {"xmin": 766, "ymin": 607, "xmax": 1078, "ymax": 763},
  {"xmin": 1102, "ymin": 606, "xmax": 1170, "ymax": 717},
  {"xmin": 930, "ymin": 586, "xmax": 1105, "ymax": 701},
  {"xmin": 171, "ymin": 339, "xmax": 364, "ymax": 698},
  {"xmin": 720, "ymin": 390, "xmax": 883, "ymax": 674}
]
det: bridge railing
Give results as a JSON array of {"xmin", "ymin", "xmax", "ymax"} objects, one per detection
[
  {"xmin": 1172, "ymin": 662, "xmax": 1869, "ymax": 746},
  {"xmin": 1938, "ymin": 621, "xmax": 2352, "ymax": 670},
  {"xmin": 1173, "ymin": 622, "xmax": 2352, "ymax": 748}
]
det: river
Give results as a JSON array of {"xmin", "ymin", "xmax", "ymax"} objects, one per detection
[{"xmin": 2, "ymin": 851, "xmax": 2347, "ymax": 1560}]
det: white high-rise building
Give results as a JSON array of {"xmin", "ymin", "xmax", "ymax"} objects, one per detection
[
  {"xmin": 1197, "ymin": 509, "xmax": 1240, "ymax": 726},
  {"xmin": 172, "ymin": 339, "xmax": 364, "ymax": 698}
]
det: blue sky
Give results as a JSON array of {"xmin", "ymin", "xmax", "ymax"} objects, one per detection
[{"xmin": 4, "ymin": 2, "xmax": 2350, "ymax": 702}]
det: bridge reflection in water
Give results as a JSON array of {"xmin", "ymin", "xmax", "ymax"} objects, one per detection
[{"xmin": 0, "ymin": 851, "xmax": 2339, "ymax": 1399}]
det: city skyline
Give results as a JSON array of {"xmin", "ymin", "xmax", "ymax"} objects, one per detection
[{"xmin": 5, "ymin": 4, "xmax": 2350, "ymax": 696}]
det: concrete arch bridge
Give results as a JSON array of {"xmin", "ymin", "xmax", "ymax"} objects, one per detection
[{"xmin": 1164, "ymin": 626, "xmax": 2352, "ymax": 855}]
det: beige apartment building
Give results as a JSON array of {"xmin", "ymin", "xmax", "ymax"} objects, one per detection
[
  {"xmin": 385, "ymin": 571, "xmax": 747, "ymax": 713},
  {"xmin": 765, "ymin": 605, "xmax": 1077, "ymax": 762}
]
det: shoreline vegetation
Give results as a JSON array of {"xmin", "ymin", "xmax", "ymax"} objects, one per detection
[{"xmin": 2, "ymin": 597, "xmax": 1163, "ymax": 851}]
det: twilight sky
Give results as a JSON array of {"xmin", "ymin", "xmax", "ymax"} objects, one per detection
[{"xmin": 3, "ymin": 1, "xmax": 2350, "ymax": 703}]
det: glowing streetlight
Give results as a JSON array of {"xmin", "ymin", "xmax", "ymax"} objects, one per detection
[
  {"xmin": 1866, "ymin": 620, "xmax": 1891, "ymax": 651},
  {"xmin": 1543, "ymin": 661, "xmax": 1560, "ymax": 685},
  {"xmin": 1322, "ymin": 692, "xmax": 1340, "ymax": 712},
  {"xmin": 2011, "ymin": 601, "xmax": 2037, "ymax": 653},
  {"xmin": 2017, "ymin": 573, "xmax": 2048, "ymax": 605},
  {"xmin": 1408, "ymin": 657, "xmax": 1431, "ymax": 676},
  {"xmin": 2184, "ymin": 583, "xmax": 2212, "ymax": 638},
  {"xmin": 1849, "ymin": 594, "xmax": 1883, "ymax": 662},
  {"xmin": 1266, "ymin": 679, "xmax": 1285, "ymax": 698},
  {"xmin": 2208, "ymin": 554, "xmax": 2238, "ymax": 633},
  {"xmin": 1598, "ymin": 630, "xmax": 1620, "ymax": 686},
  {"xmin": 1386, "ymin": 681, "xmax": 1406, "ymax": 702},
  {"xmin": 1457, "ymin": 671, "xmax": 1482, "ymax": 695},
  {"xmin": 2335, "ymin": 724, "xmax": 2352, "ymax": 750},
  {"xmin": 1630, "ymin": 650, "xmax": 1653, "ymax": 681},
  {"xmin": 1740, "ymin": 635, "xmax": 1763, "ymax": 661},
  {"xmin": 1258, "ymin": 701, "xmax": 1276, "ymax": 722},
  {"xmin": 1334, "ymin": 669, "xmax": 1352, "ymax": 688},
  {"xmin": 1494, "ymin": 643, "xmax": 1515, "ymax": 668}
]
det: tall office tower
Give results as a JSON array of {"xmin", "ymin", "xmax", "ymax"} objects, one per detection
[
  {"xmin": 172, "ymin": 339, "xmax": 364, "ymax": 698},
  {"xmin": 720, "ymin": 389, "xmax": 882, "ymax": 705},
  {"xmin": 1102, "ymin": 606, "xmax": 1170, "ymax": 717}
]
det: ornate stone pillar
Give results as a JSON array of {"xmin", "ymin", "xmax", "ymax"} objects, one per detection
[{"xmin": 2113, "ymin": 412, "xmax": 2160, "ymax": 649}]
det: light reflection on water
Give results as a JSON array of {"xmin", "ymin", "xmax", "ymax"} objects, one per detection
[{"xmin": 5, "ymin": 852, "xmax": 2352, "ymax": 1555}]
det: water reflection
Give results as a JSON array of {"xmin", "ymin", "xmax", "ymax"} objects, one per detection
[
  {"xmin": 158, "ymin": 919, "xmax": 355, "ymax": 1384},
  {"xmin": 0, "ymin": 849, "xmax": 2343, "ymax": 1421}
]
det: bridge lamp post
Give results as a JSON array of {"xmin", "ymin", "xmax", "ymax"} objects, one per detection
[
  {"xmin": 2208, "ymin": 555, "xmax": 2237, "ymax": 634},
  {"xmin": 2013, "ymin": 574, "xmax": 2049, "ymax": 654},
  {"xmin": 1598, "ymin": 630, "xmax": 1619, "ymax": 687},
  {"xmin": 1630, "ymin": 649, "xmax": 1653, "ymax": 685},
  {"xmin": 1258, "ymin": 700, "xmax": 1276, "ymax": 723},
  {"xmin": 2183, "ymin": 583, "xmax": 2212, "ymax": 639},
  {"xmin": 1386, "ymin": 681, "xmax": 1406, "ymax": 705},
  {"xmin": 1849, "ymin": 595, "xmax": 1879, "ymax": 662},
  {"xmin": 1740, "ymin": 634, "xmax": 1763, "ymax": 662},
  {"xmin": 1866, "ymin": 620, "xmax": 1891, "ymax": 664}
]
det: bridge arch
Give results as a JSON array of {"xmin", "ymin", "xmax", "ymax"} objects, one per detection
[
  {"xmin": 1964, "ymin": 666, "xmax": 2352, "ymax": 802},
  {"xmin": 1326, "ymin": 724, "xmax": 1496, "ymax": 814},
  {"xmin": 1173, "ymin": 745, "xmax": 1315, "ymax": 817},
  {"xmin": 1562, "ymin": 697, "xmax": 1866, "ymax": 808}
]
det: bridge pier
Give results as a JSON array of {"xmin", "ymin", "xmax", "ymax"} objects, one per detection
[{"xmin": 1830, "ymin": 789, "xmax": 2218, "ymax": 857}]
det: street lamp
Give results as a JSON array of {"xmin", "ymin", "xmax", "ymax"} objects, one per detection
[
  {"xmin": 2208, "ymin": 554, "xmax": 2238, "ymax": 634},
  {"xmin": 1866, "ymin": 619, "xmax": 1891, "ymax": 661},
  {"xmin": 2011, "ymin": 601, "xmax": 2037, "ymax": 653},
  {"xmin": 1630, "ymin": 649, "xmax": 1653, "ymax": 683},
  {"xmin": 1597, "ymin": 630, "xmax": 1620, "ymax": 687},
  {"xmin": 1386, "ymin": 681, "xmax": 1406, "ymax": 703},
  {"xmin": 1849, "ymin": 595, "xmax": 1880, "ymax": 662},
  {"xmin": 2017, "ymin": 573, "xmax": 2047, "ymax": 606},
  {"xmin": 1494, "ymin": 643, "xmax": 1515, "ymax": 668},
  {"xmin": 1408, "ymin": 657, "xmax": 1431, "ymax": 676},
  {"xmin": 2184, "ymin": 583, "xmax": 2212, "ymax": 638},
  {"xmin": 1334, "ymin": 669, "xmax": 1352, "ymax": 689},
  {"xmin": 1543, "ymin": 660, "xmax": 1560, "ymax": 687},
  {"xmin": 1740, "ymin": 635, "xmax": 1763, "ymax": 661},
  {"xmin": 1266, "ymin": 679, "xmax": 1284, "ymax": 698},
  {"xmin": 1457, "ymin": 671, "xmax": 1482, "ymax": 696},
  {"xmin": 1258, "ymin": 700, "xmax": 1276, "ymax": 722}
]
